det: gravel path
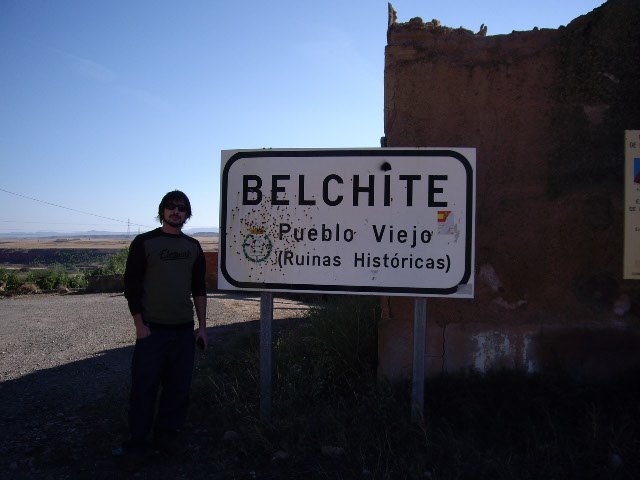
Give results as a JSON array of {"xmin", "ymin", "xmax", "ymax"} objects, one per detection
[{"xmin": 0, "ymin": 291, "xmax": 309, "ymax": 477}]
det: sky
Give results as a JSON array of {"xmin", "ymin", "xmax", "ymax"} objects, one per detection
[{"xmin": 0, "ymin": 0, "xmax": 605, "ymax": 234}]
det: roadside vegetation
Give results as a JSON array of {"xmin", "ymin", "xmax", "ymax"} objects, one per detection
[
  {"xmin": 86, "ymin": 247, "xmax": 128, "ymax": 276},
  {"xmin": 75, "ymin": 296, "xmax": 638, "ymax": 479},
  {"xmin": 0, "ymin": 248, "xmax": 128, "ymax": 293},
  {"xmin": 0, "ymin": 265, "xmax": 88, "ymax": 292},
  {"xmin": 182, "ymin": 296, "xmax": 639, "ymax": 479}
]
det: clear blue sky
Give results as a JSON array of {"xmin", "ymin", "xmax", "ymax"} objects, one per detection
[{"xmin": 0, "ymin": 0, "xmax": 604, "ymax": 234}]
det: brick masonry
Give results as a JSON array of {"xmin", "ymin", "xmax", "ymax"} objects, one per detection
[{"xmin": 380, "ymin": 0, "xmax": 640, "ymax": 379}]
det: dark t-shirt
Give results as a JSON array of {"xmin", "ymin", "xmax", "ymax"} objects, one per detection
[{"xmin": 124, "ymin": 228, "xmax": 206, "ymax": 325}]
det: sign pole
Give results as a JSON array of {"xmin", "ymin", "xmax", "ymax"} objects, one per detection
[
  {"xmin": 260, "ymin": 291, "xmax": 273, "ymax": 421},
  {"xmin": 411, "ymin": 297, "xmax": 427, "ymax": 422}
]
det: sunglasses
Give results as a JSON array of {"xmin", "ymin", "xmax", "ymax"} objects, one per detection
[{"xmin": 165, "ymin": 203, "xmax": 187, "ymax": 212}]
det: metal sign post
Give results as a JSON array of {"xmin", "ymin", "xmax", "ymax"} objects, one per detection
[
  {"xmin": 411, "ymin": 297, "xmax": 427, "ymax": 422},
  {"xmin": 260, "ymin": 291, "xmax": 273, "ymax": 421}
]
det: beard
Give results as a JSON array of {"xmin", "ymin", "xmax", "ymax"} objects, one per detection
[{"xmin": 164, "ymin": 215, "xmax": 186, "ymax": 229}]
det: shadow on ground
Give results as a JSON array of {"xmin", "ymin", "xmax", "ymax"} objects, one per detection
[{"xmin": 0, "ymin": 317, "xmax": 304, "ymax": 479}]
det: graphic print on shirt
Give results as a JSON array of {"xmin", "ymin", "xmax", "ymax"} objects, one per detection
[{"xmin": 160, "ymin": 249, "xmax": 193, "ymax": 261}]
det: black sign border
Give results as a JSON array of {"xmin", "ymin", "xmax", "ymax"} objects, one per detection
[{"xmin": 220, "ymin": 149, "xmax": 474, "ymax": 296}]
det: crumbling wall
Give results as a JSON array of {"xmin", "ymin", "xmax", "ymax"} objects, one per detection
[{"xmin": 380, "ymin": 0, "xmax": 640, "ymax": 379}]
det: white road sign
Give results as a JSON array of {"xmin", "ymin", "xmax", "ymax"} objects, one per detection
[{"xmin": 219, "ymin": 148, "xmax": 476, "ymax": 297}]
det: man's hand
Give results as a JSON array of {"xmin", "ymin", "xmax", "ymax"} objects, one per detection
[
  {"xmin": 194, "ymin": 295, "xmax": 207, "ymax": 350},
  {"xmin": 196, "ymin": 326, "xmax": 208, "ymax": 350},
  {"xmin": 133, "ymin": 313, "xmax": 150, "ymax": 339},
  {"xmin": 135, "ymin": 323, "xmax": 151, "ymax": 339}
]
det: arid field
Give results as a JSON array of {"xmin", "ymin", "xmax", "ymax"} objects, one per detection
[{"xmin": 0, "ymin": 234, "xmax": 219, "ymax": 251}]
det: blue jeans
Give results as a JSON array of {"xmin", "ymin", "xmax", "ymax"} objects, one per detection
[{"xmin": 128, "ymin": 322, "xmax": 195, "ymax": 446}]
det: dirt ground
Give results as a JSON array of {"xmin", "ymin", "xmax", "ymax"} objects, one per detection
[{"xmin": 0, "ymin": 291, "xmax": 309, "ymax": 479}]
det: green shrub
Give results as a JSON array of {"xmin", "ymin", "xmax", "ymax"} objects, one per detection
[
  {"xmin": 90, "ymin": 248, "xmax": 129, "ymax": 276},
  {"xmin": 1, "ymin": 270, "xmax": 22, "ymax": 290},
  {"xmin": 66, "ymin": 273, "xmax": 87, "ymax": 288},
  {"xmin": 21, "ymin": 265, "xmax": 88, "ymax": 291}
]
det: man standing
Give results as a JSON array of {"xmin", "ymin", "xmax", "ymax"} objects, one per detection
[{"xmin": 119, "ymin": 190, "xmax": 207, "ymax": 457}]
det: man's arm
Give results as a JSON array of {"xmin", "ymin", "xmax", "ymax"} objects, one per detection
[
  {"xmin": 194, "ymin": 295, "xmax": 207, "ymax": 349},
  {"xmin": 192, "ymin": 241, "xmax": 208, "ymax": 348},
  {"xmin": 124, "ymin": 236, "xmax": 150, "ymax": 339}
]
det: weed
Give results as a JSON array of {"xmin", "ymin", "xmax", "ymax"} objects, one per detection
[{"xmin": 89, "ymin": 248, "xmax": 128, "ymax": 276}]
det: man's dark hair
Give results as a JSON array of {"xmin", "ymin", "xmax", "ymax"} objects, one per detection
[{"xmin": 157, "ymin": 190, "xmax": 193, "ymax": 223}]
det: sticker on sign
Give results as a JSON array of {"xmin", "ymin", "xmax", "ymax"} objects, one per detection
[{"xmin": 219, "ymin": 148, "xmax": 475, "ymax": 297}]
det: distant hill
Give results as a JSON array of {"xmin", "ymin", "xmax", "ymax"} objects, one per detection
[
  {"xmin": 184, "ymin": 228, "xmax": 219, "ymax": 235},
  {"xmin": 0, "ymin": 227, "xmax": 219, "ymax": 239}
]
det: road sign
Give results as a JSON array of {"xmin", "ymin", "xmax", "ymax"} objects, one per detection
[{"xmin": 219, "ymin": 148, "xmax": 475, "ymax": 297}]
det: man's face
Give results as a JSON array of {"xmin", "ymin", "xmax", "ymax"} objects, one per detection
[{"xmin": 163, "ymin": 201, "xmax": 188, "ymax": 228}]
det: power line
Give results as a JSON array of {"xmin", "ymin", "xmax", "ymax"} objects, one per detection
[
  {"xmin": 0, "ymin": 220, "xmax": 127, "ymax": 226},
  {"xmin": 0, "ymin": 187, "xmax": 152, "ymax": 229}
]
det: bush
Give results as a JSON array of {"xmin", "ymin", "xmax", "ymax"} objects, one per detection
[
  {"xmin": 13, "ymin": 265, "xmax": 88, "ymax": 292},
  {"xmin": 66, "ymin": 273, "xmax": 87, "ymax": 288},
  {"xmin": 0, "ymin": 269, "xmax": 23, "ymax": 291},
  {"xmin": 90, "ymin": 248, "xmax": 128, "ymax": 276}
]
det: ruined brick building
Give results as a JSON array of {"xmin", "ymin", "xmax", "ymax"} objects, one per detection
[{"xmin": 380, "ymin": 0, "xmax": 640, "ymax": 379}]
